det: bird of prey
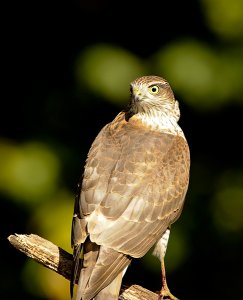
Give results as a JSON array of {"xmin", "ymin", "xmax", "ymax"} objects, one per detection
[{"xmin": 70, "ymin": 75, "xmax": 190, "ymax": 300}]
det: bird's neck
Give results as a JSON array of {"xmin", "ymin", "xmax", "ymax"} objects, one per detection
[{"xmin": 128, "ymin": 108, "xmax": 185, "ymax": 138}]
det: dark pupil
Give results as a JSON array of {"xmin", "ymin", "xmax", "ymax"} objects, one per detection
[{"xmin": 152, "ymin": 87, "xmax": 157, "ymax": 92}]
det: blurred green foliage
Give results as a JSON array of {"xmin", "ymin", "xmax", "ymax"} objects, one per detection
[
  {"xmin": 212, "ymin": 170, "xmax": 243, "ymax": 233},
  {"xmin": 3, "ymin": 0, "xmax": 243, "ymax": 299},
  {"xmin": 76, "ymin": 44, "xmax": 146, "ymax": 103},
  {"xmin": 0, "ymin": 140, "xmax": 60, "ymax": 204},
  {"xmin": 154, "ymin": 40, "xmax": 243, "ymax": 110},
  {"xmin": 202, "ymin": 0, "xmax": 243, "ymax": 40}
]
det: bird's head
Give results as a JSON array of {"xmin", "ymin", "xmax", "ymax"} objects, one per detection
[{"xmin": 127, "ymin": 75, "xmax": 180, "ymax": 122}]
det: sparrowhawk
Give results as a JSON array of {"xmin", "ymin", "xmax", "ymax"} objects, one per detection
[{"xmin": 70, "ymin": 75, "xmax": 190, "ymax": 300}]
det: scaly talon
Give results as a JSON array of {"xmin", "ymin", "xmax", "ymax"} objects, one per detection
[
  {"xmin": 158, "ymin": 258, "xmax": 179, "ymax": 300},
  {"xmin": 158, "ymin": 287, "xmax": 179, "ymax": 300}
]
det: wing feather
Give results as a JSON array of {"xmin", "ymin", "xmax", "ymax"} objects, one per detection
[{"xmin": 78, "ymin": 112, "xmax": 190, "ymax": 258}]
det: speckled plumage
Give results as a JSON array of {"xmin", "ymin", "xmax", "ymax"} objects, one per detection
[{"xmin": 71, "ymin": 75, "xmax": 190, "ymax": 300}]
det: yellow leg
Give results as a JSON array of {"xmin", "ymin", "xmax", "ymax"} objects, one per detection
[{"xmin": 158, "ymin": 258, "xmax": 179, "ymax": 300}]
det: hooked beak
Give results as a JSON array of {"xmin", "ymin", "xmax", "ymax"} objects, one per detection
[{"xmin": 131, "ymin": 87, "xmax": 142, "ymax": 102}]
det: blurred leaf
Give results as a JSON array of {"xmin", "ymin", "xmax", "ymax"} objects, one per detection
[
  {"xmin": 75, "ymin": 44, "xmax": 147, "ymax": 104},
  {"xmin": 22, "ymin": 189, "xmax": 74, "ymax": 299},
  {"xmin": 153, "ymin": 40, "xmax": 243, "ymax": 110},
  {"xmin": 219, "ymin": 49, "xmax": 243, "ymax": 103},
  {"xmin": 0, "ymin": 140, "xmax": 60, "ymax": 205},
  {"xmin": 201, "ymin": 0, "xmax": 243, "ymax": 40},
  {"xmin": 164, "ymin": 226, "xmax": 189, "ymax": 273},
  {"xmin": 211, "ymin": 170, "xmax": 243, "ymax": 233},
  {"xmin": 22, "ymin": 260, "xmax": 45, "ymax": 298},
  {"xmin": 22, "ymin": 260, "xmax": 70, "ymax": 300},
  {"xmin": 29, "ymin": 189, "xmax": 74, "ymax": 251},
  {"xmin": 38, "ymin": 267, "xmax": 70, "ymax": 300}
]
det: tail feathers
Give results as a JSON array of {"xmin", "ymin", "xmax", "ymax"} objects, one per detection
[
  {"xmin": 82, "ymin": 245, "xmax": 131, "ymax": 300},
  {"xmin": 93, "ymin": 271, "xmax": 123, "ymax": 300},
  {"xmin": 75, "ymin": 241, "xmax": 99, "ymax": 300},
  {"xmin": 70, "ymin": 243, "xmax": 82, "ymax": 298}
]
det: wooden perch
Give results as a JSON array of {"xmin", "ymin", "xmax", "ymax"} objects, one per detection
[{"xmin": 8, "ymin": 233, "xmax": 159, "ymax": 300}]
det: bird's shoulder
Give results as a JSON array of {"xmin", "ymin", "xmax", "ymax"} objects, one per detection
[{"xmin": 89, "ymin": 111, "xmax": 186, "ymax": 154}]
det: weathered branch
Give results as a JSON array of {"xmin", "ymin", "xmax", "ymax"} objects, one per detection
[{"xmin": 8, "ymin": 234, "xmax": 158, "ymax": 300}]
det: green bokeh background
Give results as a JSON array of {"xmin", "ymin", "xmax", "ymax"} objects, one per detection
[{"xmin": 2, "ymin": 0, "xmax": 243, "ymax": 299}]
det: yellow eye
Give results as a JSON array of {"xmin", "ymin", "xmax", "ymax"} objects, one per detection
[{"xmin": 148, "ymin": 85, "xmax": 159, "ymax": 94}]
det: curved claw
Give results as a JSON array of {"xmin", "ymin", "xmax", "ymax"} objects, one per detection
[{"xmin": 158, "ymin": 288, "xmax": 179, "ymax": 300}]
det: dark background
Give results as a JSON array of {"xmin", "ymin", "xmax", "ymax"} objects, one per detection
[{"xmin": 2, "ymin": 1, "xmax": 243, "ymax": 299}]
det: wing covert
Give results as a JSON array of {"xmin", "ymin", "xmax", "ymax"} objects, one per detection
[{"xmin": 79, "ymin": 112, "xmax": 190, "ymax": 257}]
